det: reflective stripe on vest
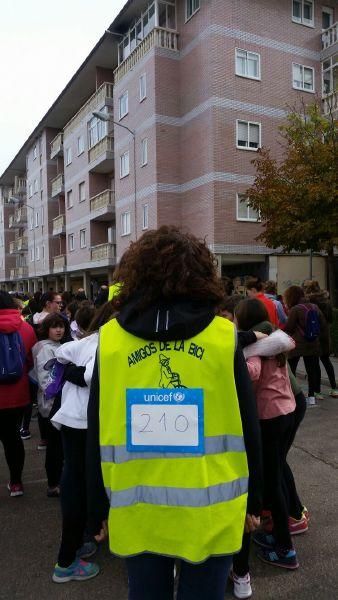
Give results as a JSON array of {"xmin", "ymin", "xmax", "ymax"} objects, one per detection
[
  {"xmin": 100, "ymin": 433, "xmax": 246, "ymax": 463},
  {"xmin": 105, "ymin": 477, "xmax": 248, "ymax": 508}
]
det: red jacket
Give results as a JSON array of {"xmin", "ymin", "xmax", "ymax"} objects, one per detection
[
  {"xmin": 256, "ymin": 293, "xmax": 279, "ymax": 327},
  {"xmin": 0, "ymin": 309, "xmax": 37, "ymax": 410}
]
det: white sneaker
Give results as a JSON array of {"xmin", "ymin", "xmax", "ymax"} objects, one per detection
[
  {"xmin": 306, "ymin": 396, "xmax": 317, "ymax": 407},
  {"xmin": 329, "ymin": 389, "xmax": 338, "ymax": 398},
  {"xmin": 233, "ymin": 572, "xmax": 252, "ymax": 599}
]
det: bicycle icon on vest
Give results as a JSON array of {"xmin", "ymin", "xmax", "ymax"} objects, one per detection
[{"xmin": 159, "ymin": 354, "xmax": 186, "ymax": 389}]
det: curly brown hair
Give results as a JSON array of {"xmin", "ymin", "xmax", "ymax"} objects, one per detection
[{"xmin": 112, "ymin": 226, "xmax": 224, "ymax": 310}]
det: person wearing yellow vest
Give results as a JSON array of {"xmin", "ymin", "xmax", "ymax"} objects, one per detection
[{"xmin": 86, "ymin": 226, "xmax": 263, "ymax": 600}]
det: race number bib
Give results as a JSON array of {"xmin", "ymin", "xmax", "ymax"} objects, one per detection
[{"xmin": 126, "ymin": 388, "xmax": 204, "ymax": 454}]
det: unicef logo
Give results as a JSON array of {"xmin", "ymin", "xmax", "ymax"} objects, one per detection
[{"xmin": 173, "ymin": 392, "xmax": 185, "ymax": 403}]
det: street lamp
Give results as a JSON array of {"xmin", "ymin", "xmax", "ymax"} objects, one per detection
[
  {"xmin": 9, "ymin": 196, "xmax": 36, "ymax": 282},
  {"xmin": 92, "ymin": 111, "xmax": 137, "ymax": 240}
]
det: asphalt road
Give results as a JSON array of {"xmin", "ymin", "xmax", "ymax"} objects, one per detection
[{"xmin": 1, "ymin": 381, "xmax": 337, "ymax": 600}]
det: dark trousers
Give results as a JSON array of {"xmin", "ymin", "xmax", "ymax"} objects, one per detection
[
  {"xmin": 58, "ymin": 427, "xmax": 87, "ymax": 567},
  {"xmin": 260, "ymin": 413, "xmax": 294, "ymax": 549},
  {"xmin": 283, "ymin": 392, "xmax": 306, "ymax": 519},
  {"xmin": 38, "ymin": 411, "xmax": 49, "ymax": 441},
  {"xmin": 288, "ymin": 355, "xmax": 321, "ymax": 397},
  {"xmin": 43, "ymin": 417, "xmax": 63, "ymax": 488},
  {"xmin": 232, "ymin": 531, "xmax": 251, "ymax": 577},
  {"xmin": 126, "ymin": 553, "xmax": 233, "ymax": 600},
  {"xmin": 22, "ymin": 381, "xmax": 38, "ymax": 431},
  {"xmin": 320, "ymin": 355, "xmax": 337, "ymax": 390},
  {"xmin": 0, "ymin": 407, "xmax": 25, "ymax": 484}
]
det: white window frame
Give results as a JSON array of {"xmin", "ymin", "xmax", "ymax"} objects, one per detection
[
  {"xmin": 65, "ymin": 147, "xmax": 72, "ymax": 165},
  {"xmin": 186, "ymin": 0, "xmax": 200, "ymax": 22},
  {"xmin": 88, "ymin": 116, "xmax": 107, "ymax": 149},
  {"xmin": 28, "ymin": 183, "xmax": 33, "ymax": 198},
  {"xmin": 236, "ymin": 120, "xmax": 261, "ymax": 151},
  {"xmin": 34, "ymin": 179, "xmax": 38, "ymax": 193},
  {"xmin": 35, "ymin": 210, "xmax": 39, "ymax": 228},
  {"xmin": 33, "ymin": 145, "xmax": 37, "ymax": 160},
  {"xmin": 120, "ymin": 151, "xmax": 130, "ymax": 178},
  {"xmin": 30, "ymin": 247, "xmax": 35, "ymax": 262},
  {"xmin": 139, "ymin": 73, "xmax": 147, "ymax": 102},
  {"xmin": 29, "ymin": 212, "xmax": 34, "ymax": 230},
  {"xmin": 236, "ymin": 193, "xmax": 260, "ymax": 222},
  {"xmin": 142, "ymin": 204, "xmax": 149, "ymax": 230},
  {"xmin": 141, "ymin": 138, "xmax": 148, "ymax": 166},
  {"xmin": 322, "ymin": 6, "xmax": 334, "ymax": 30},
  {"xmin": 119, "ymin": 91, "xmax": 129, "ymax": 120},
  {"xmin": 121, "ymin": 211, "xmax": 131, "ymax": 236},
  {"xmin": 291, "ymin": 0, "xmax": 314, "ymax": 28},
  {"xmin": 235, "ymin": 48, "xmax": 261, "ymax": 80},
  {"xmin": 68, "ymin": 233, "xmax": 75, "ymax": 252},
  {"xmin": 79, "ymin": 181, "xmax": 86, "ymax": 202},
  {"xmin": 77, "ymin": 135, "xmax": 85, "ymax": 155},
  {"xmin": 42, "ymin": 244, "xmax": 45, "ymax": 261},
  {"xmin": 322, "ymin": 55, "xmax": 338, "ymax": 96},
  {"xmin": 80, "ymin": 229, "xmax": 86, "ymax": 248},
  {"xmin": 292, "ymin": 63, "xmax": 315, "ymax": 92},
  {"xmin": 35, "ymin": 245, "xmax": 40, "ymax": 261},
  {"xmin": 67, "ymin": 189, "xmax": 73, "ymax": 209}
]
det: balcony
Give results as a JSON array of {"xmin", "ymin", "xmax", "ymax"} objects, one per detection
[
  {"xmin": 323, "ymin": 91, "xmax": 338, "ymax": 116},
  {"xmin": 9, "ymin": 236, "xmax": 28, "ymax": 254},
  {"xmin": 64, "ymin": 82, "xmax": 114, "ymax": 136},
  {"xmin": 53, "ymin": 254, "xmax": 67, "ymax": 273},
  {"xmin": 52, "ymin": 214, "xmax": 66, "ymax": 235},
  {"xmin": 9, "ymin": 215, "xmax": 15, "ymax": 228},
  {"xmin": 50, "ymin": 133, "xmax": 64, "ymax": 159},
  {"xmin": 88, "ymin": 136, "xmax": 114, "ymax": 173},
  {"xmin": 9, "ymin": 241, "xmax": 16, "ymax": 254},
  {"xmin": 115, "ymin": 27, "xmax": 179, "ymax": 83},
  {"xmin": 14, "ymin": 176, "xmax": 26, "ymax": 196},
  {"xmin": 10, "ymin": 267, "xmax": 28, "ymax": 279},
  {"xmin": 90, "ymin": 189, "xmax": 115, "ymax": 221},
  {"xmin": 9, "ymin": 206, "xmax": 28, "ymax": 228},
  {"xmin": 91, "ymin": 242, "xmax": 116, "ymax": 264},
  {"xmin": 322, "ymin": 22, "xmax": 338, "ymax": 51},
  {"xmin": 51, "ymin": 173, "xmax": 64, "ymax": 198}
]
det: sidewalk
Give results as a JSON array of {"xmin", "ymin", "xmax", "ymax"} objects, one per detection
[{"xmin": 296, "ymin": 355, "xmax": 338, "ymax": 387}]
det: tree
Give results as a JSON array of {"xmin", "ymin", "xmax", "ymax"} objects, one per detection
[{"xmin": 247, "ymin": 100, "xmax": 338, "ymax": 304}]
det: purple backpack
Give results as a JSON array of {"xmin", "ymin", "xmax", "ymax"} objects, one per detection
[{"xmin": 44, "ymin": 360, "xmax": 66, "ymax": 399}]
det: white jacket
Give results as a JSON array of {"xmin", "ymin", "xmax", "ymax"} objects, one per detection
[
  {"xmin": 51, "ymin": 333, "xmax": 98, "ymax": 430},
  {"xmin": 32, "ymin": 339, "xmax": 61, "ymax": 417}
]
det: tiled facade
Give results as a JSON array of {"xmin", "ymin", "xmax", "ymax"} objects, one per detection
[{"xmin": 0, "ymin": 0, "xmax": 336, "ymax": 295}]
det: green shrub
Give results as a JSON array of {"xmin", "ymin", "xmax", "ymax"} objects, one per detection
[{"xmin": 331, "ymin": 309, "xmax": 338, "ymax": 356}]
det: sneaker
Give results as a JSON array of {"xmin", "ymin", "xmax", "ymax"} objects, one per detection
[
  {"xmin": 288, "ymin": 515, "xmax": 308, "ymax": 535},
  {"xmin": 52, "ymin": 559, "xmax": 100, "ymax": 583},
  {"xmin": 329, "ymin": 389, "xmax": 338, "ymax": 398},
  {"xmin": 314, "ymin": 392, "xmax": 325, "ymax": 401},
  {"xmin": 7, "ymin": 482, "xmax": 24, "ymax": 497},
  {"xmin": 37, "ymin": 439, "xmax": 47, "ymax": 450},
  {"xmin": 20, "ymin": 429, "xmax": 31, "ymax": 440},
  {"xmin": 256, "ymin": 546, "xmax": 299, "ymax": 570},
  {"xmin": 47, "ymin": 486, "xmax": 60, "ymax": 498},
  {"xmin": 232, "ymin": 571, "xmax": 252, "ymax": 599},
  {"xmin": 76, "ymin": 541, "xmax": 98, "ymax": 559},
  {"xmin": 253, "ymin": 531, "xmax": 276, "ymax": 549},
  {"xmin": 301, "ymin": 506, "xmax": 310, "ymax": 522},
  {"xmin": 306, "ymin": 396, "xmax": 317, "ymax": 407}
]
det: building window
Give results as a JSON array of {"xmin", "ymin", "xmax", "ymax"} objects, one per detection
[
  {"xmin": 80, "ymin": 229, "xmax": 86, "ymax": 248},
  {"xmin": 28, "ymin": 183, "xmax": 33, "ymax": 198},
  {"xmin": 120, "ymin": 151, "xmax": 130, "ymax": 178},
  {"xmin": 65, "ymin": 147, "xmax": 72, "ymax": 165},
  {"xmin": 29, "ymin": 212, "xmax": 34, "ymax": 230},
  {"xmin": 67, "ymin": 189, "xmax": 73, "ymax": 209},
  {"xmin": 141, "ymin": 138, "xmax": 148, "ymax": 166},
  {"xmin": 236, "ymin": 194, "xmax": 260, "ymax": 222},
  {"xmin": 88, "ymin": 116, "xmax": 107, "ymax": 149},
  {"xmin": 119, "ymin": 91, "xmax": 129, "ymax": 120},
  {"xmin": 34, "ymin": 179, "xmax": 38, "ymax": 193},
  {"xmin": 292, "ymin": 63, "xmax": 315, "ymax": 92},
  {"xmin": 142, "ymin": 204, "xmax": 149, "ymax": 230},
  {"xmin": 30, "ymin": 247, "xmax": 35, "ymax": 262},
  {"xmin": 35, "ymin": 210, "xmax": 39, "ymax": 228},
  {"xmin": 186, "ymin": 0, "xmax": 200, "ymax": 21},
  {"xmin": 77, "ymin": 135, "xmax": 85, "ymax": 155},
  {"xmin": 292, "ymin": 0, "xmax": 314, "ymax": 27},
  {"xmin": 33, "ymin": 145, "xmax": 37, "ymax": 160},
  {"xmin": 322, "ymin": 56, "xmax": 338, "ymax": 95},
  {"xmin": 68, "ymin": 233, "xmax": 75, "ymax": 252},
  {"xmin": 235, "ymin": 48, "xmax": 261, "ymax": 80},
  {"xmin": 236, "ymin": 120, "xmax": 261, "ymax": 150},
  {"xmin": 35, "ymin": 246, "xmax": 40, "ymax": 261},
  {"xmin": 42, "ymin": 245, "xmax": 45, "ymax": 260},
  {"xmin": 79, "ymin": 181, "xmax": 86, "ymax": 202},
  {"xmin": 139, "ymin": 74, "xmax": 147, "ymax": 102},
  {"xmin": 121, "ymin": 211, "xmax": 131, "ymax": 236}
]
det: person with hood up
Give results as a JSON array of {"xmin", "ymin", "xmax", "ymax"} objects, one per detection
[
  {"xmin": 86, "ymin": 226, "xmax": 263, "ymax": 600},
  {"xmin": 0, "ymin": 291, "xmax": 37, "ymax": 496}
]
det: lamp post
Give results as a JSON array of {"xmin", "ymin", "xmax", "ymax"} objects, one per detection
[
  {"xmin": 92, "ymin": 111, "xmax": 137, "ymax": 240},
  {"xmin": 9, "ymin": 197, "xmax": 36, "ymax": 286}
]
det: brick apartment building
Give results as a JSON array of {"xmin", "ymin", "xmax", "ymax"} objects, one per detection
[{"xmin": 0, "ymin": 0, "xmax": 337, "ymax": 296}]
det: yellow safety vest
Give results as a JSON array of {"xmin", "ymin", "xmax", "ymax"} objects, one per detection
[
  {"xmin": 108, "ymin": 282, "xmax": 123, "ymax": 301},
  {"xmin": 99, "ymin": 316, "xmax": 248, "ymax": 563}
]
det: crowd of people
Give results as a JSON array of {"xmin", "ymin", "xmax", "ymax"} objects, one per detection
[{"xmin": 0, "ymin": 226, "xmax": 336, "ymax": 600}]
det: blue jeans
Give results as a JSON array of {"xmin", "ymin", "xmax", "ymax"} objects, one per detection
[{"xmin": 126, "ymin": 553, "xmax": 233, "ymax": 600}]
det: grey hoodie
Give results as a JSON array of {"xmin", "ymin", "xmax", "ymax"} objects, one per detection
[{"xmin": 32, "ymin": 339, "xmax": 61, "ymax": 417}]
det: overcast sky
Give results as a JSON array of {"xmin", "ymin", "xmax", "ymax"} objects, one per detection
[{"xmin": 0, "ymin": 0, "xmax": 126, "ymax": 176}]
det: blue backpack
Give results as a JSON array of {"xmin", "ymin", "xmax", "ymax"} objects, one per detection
[
  {"xmin": 299, "ymin": 304, "xmax": 321, "ymax": 342},
  {"xmin": 0, "ymin": 331, "xmax": 26, "ymax": 383}
]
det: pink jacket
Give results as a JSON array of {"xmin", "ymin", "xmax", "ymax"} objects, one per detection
[{"xmin": 246, "ymin": 356, "xmax": 296, "ymax": 420}]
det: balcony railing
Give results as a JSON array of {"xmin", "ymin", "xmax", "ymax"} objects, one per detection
[
  {"xmin": 322, "ymin": 22, "xmax": 338, "ymax": 50},
  {"xmin": 115, "ymin": 27, "xmax": 179, "ymax": 83},
  {"xmin": 14, "ymin": 176, "xmax": 27, "ymax": 195},
  {"xmin": 90, "ymin": 189, "xmax": 115, "ymax": 213},
  {"xmin": 323, "ymin": 91, "xmax": 338, "ymax": 115},
  {"xmin": 10, "ymin": 267, "xmax": 28, "ymax": 279},
  {"xmin": 16, "ymin": 236, "xmax": 28, "ymax": 252},
  {"xmin": 9, "ymin": 206, "xmax": 28, "ymax": 228},
  {"xmin": 51, "ymin": 173, "xmax": 64, "ymax": 198},
  {"xmin": 52, "ymin": 214, "xmax": 66, "ymax": 235},
  {"xmin": 91, "ymin": 242, "xmax": 115, "ymax": 262},
  {"xmin": 50, "ymin": 132, "xmax": 64, "ymax": 159},
  {"xmin": 9, "ymin": 215, "xmax": 15, "ymax": 228},
  {"xmin": 53, "ymin": 254, "xmax": 67, "ymax": 272},
  {"xmin": 64, "ymin": 82, "xmax": 114, "ymax": 136},
  {"xmin": 9, "ymin": 241, "xmax": 16, "ymax": 254},
  {"xmin": 88, "ymin": 136, "xmax": 114, "ymax": 164}
]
